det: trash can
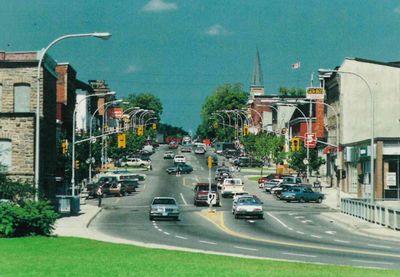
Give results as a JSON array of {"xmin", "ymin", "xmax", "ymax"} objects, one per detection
[
  {"xmin": 70, "ymin": 196, "xmax": 81, "ymax": 215},
  {"xmin": 56, "ymin": 195, "xmax": 71, "ymax": 214}
]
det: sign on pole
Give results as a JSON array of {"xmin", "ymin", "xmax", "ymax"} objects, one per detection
[
  {"xmin": 207, "ymin": 193, "xmax": 217, "ymax": 205},
  {"xmin": 305, "ymin": 133, "xmax": 317, "ymax": 148},
  {"xmin": 306, "ymin": 87, "xmax": 324, "ymax": 100},
  {"xmin": 117, "ymin": 133, "xmax": 126, "ymax": 149}
]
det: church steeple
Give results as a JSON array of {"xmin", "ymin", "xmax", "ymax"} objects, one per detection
[{"xmin": 250, "ymin": 48, "xmax": 265, "ymax": 98}]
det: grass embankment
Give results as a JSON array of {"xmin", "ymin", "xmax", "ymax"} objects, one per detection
[{"xmin": 0, "ymin": 237, "xmax": 397, "ymax": 277}]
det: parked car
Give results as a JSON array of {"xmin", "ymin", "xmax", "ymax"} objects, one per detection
[
  {"xmin": 193, "ymin": 183, "xmax": 220, "ymax": 206},
  {"xmin": 109, "ymin": 171, "xmax": 146, "ymax": 181},
  {"xmin": 281, "ymin": 187, "xmax": 324, "ymax": 203},
  {"xmin": 181, "ymin": 145, "xmax": 192, "ymax": 153},
  {"xmin": 163, "ymin": 151, "xmax": 175, "ymax": 159},
  {"xmin": 234, "ymin": 157, "xmax": 263, "ymax": 167},
  {"xmin": 274, "ymin": 184, "xmax": 304, "ymax": 199},
  {"xmin": 264, "ymin": 179, "xmax": 282, "ymax": 193},
  {"xmin": 120, "ymin": 157, "xmax": 150, "ymax": 167},
  {"xmin": 100, "ymin": 181, "xmax": 128, "ymax": 197},
  {"xmin": 281, "ymin": 176, "xmax": 303, "ymax": 185},
  {"xmin": 232, "ymin": 195, "xmax": 263, "ymax": 219},
  {"xmin": 149, "ymin": 197, "xmax": 180, "ymax": 220},
  {"xmin": 194, "ymin": 147, "xmax": 206, "ymax": 155},
  {"xmin": 173, "ymin": 155, "xmax": 186, "ymax": 164},
  {"xmin": 258, "ymin": 174, "xmax": 287, "ymax": 184},
  {"xmin": 166, "ymin": 164, "xmax": 193, "ymax": 174}
]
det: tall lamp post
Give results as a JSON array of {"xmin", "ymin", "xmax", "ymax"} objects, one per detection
[
  {"xmin": 35, "ymin": 32, "xmax": 111, "ymax": 201},
  {"xmin": 72, "ymin": 91, "xmax": 115, "ymax": 196},
  {"xmin": 319, "ymin": 69, "xmax": 375, "ymax": 203}
]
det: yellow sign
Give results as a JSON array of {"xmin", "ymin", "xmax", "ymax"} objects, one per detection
[
  {"xmin": 118, "ymin": 133, "xmax": 126, "ymax": 149},
  {"xmin": 207, "ymin": 156, "xmax": 212, "ymax": 169},
  {"xmin": 306, "ymin": 87, "xmax": 325, "ymax": 100},
  {"xmin": 291, "ymin": 138, "xmax": 301, "ymax": 152},
  {"xmin": 243, "ymin": 125, "xmax": 250, "ymax": 136},
  {"xmin": 213, "ymin": 122, "xmax": 218, "ymax": 129},
  {"xmin": 152, "ymin": 123, "xmax": 157, "ymax": 130},
  {"xmin": 137, "ymin": 125, "xmax": 144, "ymax": 136},
  {"xmin": 61, "ymin": 139, "xmax": 68, "ymax": 154}
]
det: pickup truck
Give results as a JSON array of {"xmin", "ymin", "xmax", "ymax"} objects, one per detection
[{"xmin": 220, "ymin": 178, "xmax": 244, "ymax": 198}]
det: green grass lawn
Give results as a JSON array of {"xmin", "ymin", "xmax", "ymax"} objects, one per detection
[{"xmin": 0, "ymin": 237, "xmax": 398, "ymax": 277}]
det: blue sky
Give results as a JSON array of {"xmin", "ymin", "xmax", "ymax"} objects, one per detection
[{"xmin": 2, "ymin": 0, "xmax": 400, "ymax": 132}]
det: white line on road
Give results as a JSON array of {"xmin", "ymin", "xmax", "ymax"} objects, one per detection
[
  {"xmin": 234, "ymin": 246, "xmax": 258, "ymax": 251},
  {"xmin": 325, "ymin": 231, "xmax": 336, "ymax": 235},
  {"xmin": 288, "ymin": 227, "xmax": 294, "ymax": 231},
  {"xmin": 282, "ymin": 252, "xmax": 317, "ymax": 258},
  {"xmin": 157, "ymin": 229, "xmax": 163, "ymax": 232},
  {"xmin": 367, "ymin": 244, "xmax": 392, "ymax": 249},
  {"xmin": 163, "ymin": 232, "xmax": 170, "ymax": 235},
  {"xmin": 175, "ymin": 235, "xmax": 188, "ymax": 240},
  {"xmin": 311, "ymin": 235, "xmax": 322, "ymax": 239},
  {"xmin": 295, "ymin": 216, "xmax": 305, "ymax": 219},
  {"xmin": 334, "ymin": 239, "xmax": 350, "ymax": 244},
  {"xmin": 352, "ymin": 260, "xmax": 393, "ymax": 266},
  {"xmin": 180, "ymin": 193, "xmax": 188, "ymax": 205},
  {"xmin": 266, "ymin": 212, "xmax": 288, "ymax": 228},
  {"xmin": 296, "ymin": 231, "xmax": 305, "ymax": 235},
  {"xmin": 301, "ymin": 220, "xmax": 313, "ymax": 224},
  {"xmin": 199, "ymin": 240, "xmax": 217, "ymax": 245}
]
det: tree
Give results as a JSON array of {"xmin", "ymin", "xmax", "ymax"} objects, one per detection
[
  {"xmin": 123, "ymin": 92, "xmax": 163, "ymax": 122},
  {"xmin": 279, "ymin": 87, "xmax": 306, "ymax": 97},
  {"xmin": 196, "ymin": 83, "xmax": 248, "ymax": 141},
  {"xmin": 287, "ymin": 142, "xmax": 325, "ymax": 177}
]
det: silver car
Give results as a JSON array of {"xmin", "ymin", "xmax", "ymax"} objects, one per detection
[{"xmin": 149, "ymin": 197, "xmax": 180, "ymax": 221}]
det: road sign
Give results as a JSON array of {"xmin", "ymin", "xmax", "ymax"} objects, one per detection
[
  {"xmin": 306, "ymin": 87, "xmax": 324, "ymax": 100},
  {"xmin": 207, "ymin": 193, "xmax": 217, "ymax": 205},
  {"xmin": 117, "ymin": 133, "xmax": 126, "ymax": 148},
  {"xmin": 305, "ymin": 133, "xmax": 317, "ymax": 148}
]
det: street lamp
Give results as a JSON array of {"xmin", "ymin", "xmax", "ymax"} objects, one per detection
[
  {"xmin": 319, "ymin": 68, "xmax": 375, "ymax": 203},
  {"xmin": 34, "ymin": 32, "xmax": 111, "ymax": 201},
  {"xmin": 71, "ymin": 91, "xmax": 115, "ymax": 196}
]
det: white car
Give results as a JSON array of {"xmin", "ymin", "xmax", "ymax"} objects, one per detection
[
  {"xmin": 121, "ymin": 157, "xmax": 150, "ymax": 167},
  {"xmin": 232, "ymin": 195, "xmax": 263, "ymax": 219},
  {"xmin": 174, "ymin": 155, "xmax": 186, "ymax": 164},
  {"xmin": 220, "ymin": 178, "xmax": 244, "ymax": 198},
  {"xmin": 194, "ymin": 147, "xmax": 206, "ymax": 154}
]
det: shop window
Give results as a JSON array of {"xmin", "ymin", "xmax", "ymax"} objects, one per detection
[
  {"xmin": 0, "ymin": 84, "xmax": 2, "ymax": 112},
  {"xmin": 14, "ymin": 83, "xmax": 31, "ymax": 112},
  {"xmin": 0, "ymin": 139, "xmax": 12, "ymax": 172}
]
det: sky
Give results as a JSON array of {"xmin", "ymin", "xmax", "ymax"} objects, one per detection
[{"xmin": 2, "ymin": 0, "xmax": 400, "ymax": 132}]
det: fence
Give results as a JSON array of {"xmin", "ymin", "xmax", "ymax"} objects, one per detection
[{"xmin": 341, "ymin": 198, "xmax": 400, "ymax": 231}]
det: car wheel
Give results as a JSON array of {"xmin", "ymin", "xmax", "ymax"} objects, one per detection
[
  {"xmin": 286, "ymin": 200, "xmax": 291, "ymax": 203},
  {"xmin": 300, "ymin": 197, "xmax": 305, "ymax": 203},
  {"xmin": 149, "ymin": 216, "xmax": 154, "ymax": 221},
  {"xmin": 317, "ymin": 197, "xmax": 323, "ymax": 203}
]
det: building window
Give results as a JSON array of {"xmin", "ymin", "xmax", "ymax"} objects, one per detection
[
  {"xmin": 14, "ymin": 83, "xmax": 31, "ymax": 112},
  {"xmin": 0, "ymin": 84, "xmax": 2, "ymax": 112},
  {"xmin": 0, "ymin": 139, "xmax": 12, "ymax": 172}
]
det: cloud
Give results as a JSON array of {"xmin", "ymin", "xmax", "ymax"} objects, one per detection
[
  {"xmin": 205, "ymin": 24, "xmax": 231, "ymax": 36},
  {"xmin": 142, "ymin": 0, "xmax": 177, "ymax": 12},
  {"xmin": 395, "ymin": 6, "xmax": 400, "ymax": 14},
  {"xmin": 126, "ymin": 65, "xmax": 140, "ymax": 74}
]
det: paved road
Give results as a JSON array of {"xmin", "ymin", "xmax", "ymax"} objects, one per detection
[{"xmin": 89, "ymin": 146, "xmax": 400, "ymax": 269}]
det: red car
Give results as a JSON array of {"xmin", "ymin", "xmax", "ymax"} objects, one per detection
[
  {"xmin": 193, "ymin": 183, "xmax": 220, "ymax": 206},
  {"xmin": 258, "ymin": 174, "xmax": 286, "ymax": 184},
  {"xmin": 168, "ymin": 141, "xmax": 179, "ymax": 149}
]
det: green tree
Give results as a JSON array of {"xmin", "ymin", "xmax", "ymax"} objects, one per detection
[
  {"xmin": 123, "ymin": 92, "xmax": 163, "ymax": 122},
  {"xmin": 279, "ymin": 87, "xmax": 306, "ymax": 97},
  {"xmin": 196, "ymin": 83, "xmax": 248, "ymax": 141},
  {"xmin": 287, "ymin": 142, "xmax": 325, "ymax": 177}
]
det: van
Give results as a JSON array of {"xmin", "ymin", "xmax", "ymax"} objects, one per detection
[{"xmin": 220, "ymin": 178, "xmax": 244, "ymax": 198}]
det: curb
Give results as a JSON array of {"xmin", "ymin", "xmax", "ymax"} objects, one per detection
[{"xmin": 86, "ymin": 207, "xmax": 103, "ymax": 229}]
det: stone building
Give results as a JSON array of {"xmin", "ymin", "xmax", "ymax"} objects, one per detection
[{"xmin": 0, "ymin": 51, "xmax": 57, "ymax": 199}]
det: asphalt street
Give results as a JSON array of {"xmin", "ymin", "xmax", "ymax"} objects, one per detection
[{"xmin": 89, "ymin": 146, "xmax": 400, "ymax": 269}]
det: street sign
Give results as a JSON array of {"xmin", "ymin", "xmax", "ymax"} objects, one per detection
[
  {"xmin": 117, "ymin": 133, "xmax": 126, "ymax": 148},
  {"xmin": 305, "ymin": 133, "xmax": 317, "ymax": 148},
  {"xmin": 306, "ymin": 87, "xmax": 324, "ymax": 100},
  {"xmin": 207, "ymin": 193, "xmax": 217, "ymax": 205}
]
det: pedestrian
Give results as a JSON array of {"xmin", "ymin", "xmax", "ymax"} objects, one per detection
[
  {"xmin": 96, "ymin": 186, "xmax": 103, "ymax": 207},
  {"xmin": 177, "ymin": 166, "xmax": 181, "ymax": 177}
]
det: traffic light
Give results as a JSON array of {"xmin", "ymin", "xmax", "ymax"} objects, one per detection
[
  {"xmin": 291, "ymin": 138, "xmax": 300, "ymax": 152},
  {"xmin": 207, "ymin": 155, "xmax": 212, "ymax": 169},
  {"xmin": 61, "ymin": 140, "xmax": 68, "ymax": 154},
  {"xmin": 243, "ymin": 125, "xmax": 249, "ymax": 136},
  {"xmin": 152, "ymin": 123, "xmax": 157, "ymax": 130},
  {"xmin": 213, "ymin": 121, "xmax": 218, "ymax": 129},
  {"xmin": 137, "ymin": 125, "xmax": 144, "ymax": 136},
  {"xmin": 118, "ymin": 133, "xmax": 126, "ymax": 149},
  {"xmin": 75, "ymin": 160, "xmax": 80, "ymax": 169}
]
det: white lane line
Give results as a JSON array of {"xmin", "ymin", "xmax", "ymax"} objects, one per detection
[
  {"xmin": 311, "ymin": 235, "xmax": 322, "ymax": 239},
  {"xmin": 325, "ymin": 231, "xmax": 336, "ymax": 235},
  {"xmin": 352, "ymin": 260, "xmax": 393, "ymax": 266},
  {"xmin": 175, "ymin": 235, "xmax": 188, "ymax": 240},
  {"xmin": 295, "ymin": 216, "xmax": 305, "ymax": 219},
  {"xmin": 234, "ymin": 246, "xmax": 258, "ymax": 251},
  {"xmin": 266, "ymin": 212, "xmax": 288, "ymax": 228},
  {"xmin": 157, "ymin": 229, "xmax": 163, "ymax": 232},
  {"xmin": 180, "ymin": 193, "xmax": 188, "ymax": 205},
  {"xmin": 288, "ymin": 227, "xmax": 294, "ymax": 231},
  {"xmin": 163, "ymin": 232, "xmax": 170, "ymax": 235},
  {"xmin": 301, "ymin": 220, "xmax": 313, "ymax": 224},
  {"xmin": 199, "ymin": 240, "xmax": 217, "ymax": 245},
  {"xmin": 367, "ymin": 244, "xmax": 392, "ymax": 249},
  {"xmin": 282, "ymin": 252, "xmax": 317, "ymax": 258},
  {"xmin": 296, "ymin": 231, "xmax": 305, "ymax": 235},
  {"xmin": 334, "ymin": 239, "xmax": 350, "ymax": 244}
]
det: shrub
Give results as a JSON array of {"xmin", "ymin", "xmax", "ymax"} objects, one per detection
[{"xmin": 0, "ymin": 201, "xmax": 59, "ymax": 237}]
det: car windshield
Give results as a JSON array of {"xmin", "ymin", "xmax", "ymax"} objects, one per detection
[
  {"xmin": 198, "ymin": 185, "xmax": 218, "ymax": 191},
  {"xmin": 153, "ymin": 198, "xmax": 176, "ymax": 205},
  {"xmin": 238, "ymin": 197, "xmax": 259, "ymax": 204}
]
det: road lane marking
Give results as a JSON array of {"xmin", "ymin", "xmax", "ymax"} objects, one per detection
[
  {"xmin": 288, "ymin": 227, "xmax": 294, "ymax": 231},
  {"xmin": 163, "ymin": 232, "xmax": 170, "ymax": 235},
  {"xmin": 311, "ymin": 235, "xmax": 322, "ymax": 239},
  {"xmin": 352, "ymin": 260, "xmax": 393, "ymax": 265},
  {"xmin": 266, "ymin": 212, "xmax": 289, "ymax": 228},
  {"xmin": 334, "ymin": 239, "xmax": 350, "ymax": 244},
  {"xmin": 296, "ymin": 231, "xmax": 305, "ymax": 235},
  {"xmin": 180, "ymin": 193, "xmax": 188, "ymax": 205},
  {"xmin": 234, "ymin": 246, "xmax": 258, "ymax": 251},
  {"xmin": 197, "ymin": 211, "xmax": 400, "ymax": 259},
  {"xmin": 295, "ymin": 216, "xmax": 305, "ymax": 219},
  {"xmin": 301, "ymin": 220, "xmax": 313, "ymax": 223},
  {"xmin": 367, "ymin": 244, "xmax": 392, "ymax": 249},
  {"xmin": 325, "ymin": 231, "xmax": 336, "ymax": 235},
  {"xmin": 157, "ymin": 229, "xmax": 163, "ymax": 232},
  {"xmin": 282, "ymin": 252, "xmax": 317, "ymax": 258},
  {"xmin": 175, "ymin": 235, "xmax": 188, "ymax": 240},
  {"xmin": 199, "ymin": 240, "xmax": 217, "ymax": 245}
]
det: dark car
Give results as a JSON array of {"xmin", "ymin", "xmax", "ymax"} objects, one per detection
[
  {"xmin": 281, "ymin": 187, "xmax": 324, "ymax": 203},
  {"xmin": 274, "ymin": 184, "xmax": 303, "ymax": 199},
  {"xmin": 99, "ymin": 182, "xmax": 128, "ymax": 197},
  {"xmin": 87, "ymin": 176, "xmax": 119, "ymax": 198},
  {"xmin": 234, "ymin": 157, "xmax": 263, "ymax": 167},
  {"xmin": 193, "ymin": 183, "xmax": 220, "ymax": 206},
  {"xmin": 166, "ymin": 164, "xmax": 193, "ymax": 174}
]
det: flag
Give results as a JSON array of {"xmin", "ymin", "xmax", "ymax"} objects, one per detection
[{"xmin": 291, "ymin": 62, "xmax": 301, "ymax": 69}]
